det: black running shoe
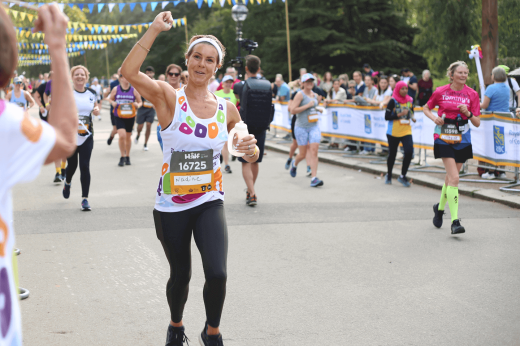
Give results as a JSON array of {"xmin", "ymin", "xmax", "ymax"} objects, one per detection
[
  {"xmin": 432, "ymin": 203, "xmax": 445, "ymax": 228},
  {"xmin": 53, "ymin": 172, "xmax": 62, "ymax": 183},
  {"xmin": 224, "ymin": 165, "xmax": 232, "ymax": 174},
  {"xmin": 247, "ymin": 195, "xmax": 257, "ymax": 206},
  {"xmin": 165, "ymin": 325, "xmax": 190, "ymax": 346},
  {"xmin": 118, "ymin": 157, "xmax": 125, "ymax": 167},
  {"xmin": 63, "ymin": 183, "xmax": 71, "ymax": 199},
  {"xmin": 107, "ymin": 136, "xmax": 114, "ymax": 145},
  {"xmin": 81, "ymin": 199, "xmax": 91, "ymax": 211},
  {"xmin": 451, "ymin": 219, "xmax": 465, "ymax": 234},
  {"xmin": 125, "ymin": 156, "xmax": 131, "ymax": 165},
  {"xmin": 199, "ymin": 323, "xmax": 224, "ymax": 346}
]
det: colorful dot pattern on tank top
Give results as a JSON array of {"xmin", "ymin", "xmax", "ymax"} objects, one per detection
[{"xmin": 177, "ymin": 96, "xmax": 227, "ymax": 140}]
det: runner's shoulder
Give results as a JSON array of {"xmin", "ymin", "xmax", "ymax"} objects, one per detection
[{"xmin": 85, "ymin": 87, "xmax": 97, "ymax": 97}]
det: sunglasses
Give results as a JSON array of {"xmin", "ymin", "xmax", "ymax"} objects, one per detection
[
  {"xmin": 119, "ymin": 74, "xmax": 124, "ymax": 78},
  {"xmin": 168, "ymin": 72, "xmax": 181, "ymax": 77},
  {"xmin": 15, "ymin": 82, "xmax": 22, "ymax": 84}
]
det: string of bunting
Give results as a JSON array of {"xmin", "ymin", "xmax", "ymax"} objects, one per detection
[
  {"xmin": 19, "ymin": 51, "xmax": 84, "ymax": 59},
  {"xmin": 14, "ymin": 27, "xmax": 138, "ymax": 42},
  {"xmin": 3, "ymin": 0, "xmax": 278, "ymax": 13}
]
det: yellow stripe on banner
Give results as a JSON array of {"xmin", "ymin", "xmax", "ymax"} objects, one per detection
[
  {"xmin": 473, "ymin": 155, "xmax": 520, "ymax": 168},
  {"xmin": 480, "ymin": 114, "xmax": 520, "ymax": 123}
]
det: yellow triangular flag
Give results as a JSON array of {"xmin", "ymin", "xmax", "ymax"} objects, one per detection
[
  {"xmin": 138, "ymin": 25, "xmax": 142, "ymax": 33},
  {"xmin": 94, "ymin": 24, "xmax": 99, "ymax": 31},
  {"xmin": 31, "ymin": 33, "xmax": 35, "ymax": 39},
  {"xmin": 19, "ymin": 30, "xmax": 25, "ymax": 37},
  {"xmin": 27, "ymin": 14, "xmax": 33, "ymax": 22},
  {"xmin": 20, "ymin": 12, "xmax": 26, "ymax": 20},
  {"xmin": 80, "ymin": 23, "xmax": 86, "ymax": 31},
  {"xmin": 125, "ymin": 26, "xmax": 130, "ymax": 33},
  {"xmin": 132, "ymin": 25, "xmax": 137, "ymax": 30},
  {"xmin": 12, "ymin": 10, "xmax": 18, "ymax": 19},
  {"xmin": 102, "ymin": 35, "xmax": 107, "ymax": 40},
  {"xmin": 25, "ymin": 30, "xmax": 30, "ymax": 38},
  {"xmin": 87, "ymin": 24, "xmax": 93, "ymax": 30},
  {"xmin": 73, "ymin": 22, "xmax": 79, "ymax": 30},
  {"xmin": 114, "ymin": 26, "xmax": 119, "ymax": 34}
]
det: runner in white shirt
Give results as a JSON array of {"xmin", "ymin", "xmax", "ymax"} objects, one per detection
[
  {"xmin": 90, "ymin": 77, "xmax": 103, "ymax": 121},
  {"xmin": 0, "ymin": 5, "xmax": 77, "ymax": 346}
]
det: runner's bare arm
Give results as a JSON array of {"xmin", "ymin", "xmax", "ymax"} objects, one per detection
[
  {"xmin": 34, "ymin": 5, "xmax": 78, "ymax": 164},
  {"xmin": 121, "ymin": 12, "xmax": 174, "ymax": 112},
  {"xmin": 5, "ymin": 92, "xmax": 11, "ymax": 100},
  {"xmin": 108, "ymin": 87, "xmax": 117, "ymax": 107},
  {"xmin": 133, "ymin": 88, "xmax": 142, "ymax": 109},
  {"xmin": 24, "ymin": 91, "xmax": 36, "ymax": 109}
]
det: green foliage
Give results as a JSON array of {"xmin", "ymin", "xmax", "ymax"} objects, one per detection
[
  {"xmin": 498, "ymin": 0, "xmax": 520, "ymax": 65},
  {"xmin": 413, "ymin": 0, "xmax": 481, "ymax": 78}
]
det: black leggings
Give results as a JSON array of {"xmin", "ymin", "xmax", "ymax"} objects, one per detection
[
  {"xmin": 153, "ymin": 200, "xmax": 228, "ymax": 328},
  {"xmin": 386, "ymin": 134, "xmax": 413, "ymax": 178},
  {"xmin": 66, "ymin": 135, "xmax": 93, "ymax": 198}
]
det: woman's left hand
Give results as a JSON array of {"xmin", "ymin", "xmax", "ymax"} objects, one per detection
[
  {"xmin": 457, "ymin": 104, "xmax": 469, "ymax": 116},
  {"xmin": 93, "ymin": 106, "xmax": 100, "ymax": 115},
  {"xmin": 234, "ymin": 134, "xmax": 258, "ymax": 155}
]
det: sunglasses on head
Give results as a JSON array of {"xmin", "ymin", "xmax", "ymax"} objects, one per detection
[
  {"xmin": 15, "ymin": 82, "xmax": 22, "ymax": 84},
  {"xmin": 168, "ymin": 72, "xmax": 181, "ymax": 77}
]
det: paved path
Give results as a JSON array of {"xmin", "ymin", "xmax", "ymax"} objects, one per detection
[{"xmin": 14, "ymin": 108, "xmax": 520, "ymax": 345}]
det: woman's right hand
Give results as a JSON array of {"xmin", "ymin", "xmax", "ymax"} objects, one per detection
[
  {"xmin": 150, "ymin": 11, "xmax": 174, "ymax": 33},
  {"xmin": 434, "ymin": 114, "xmax": 445, "ymax": 126},
  {"xmin": 33, "ymin": 4, "xmax": 68, "ymax": 49}
]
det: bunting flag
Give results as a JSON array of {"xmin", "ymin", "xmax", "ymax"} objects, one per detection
[
  {"xmin": 14, "ymin": 27, "xmax": 138, "ymax": 43},
  {"xmin": 3, "ymin": 0, "xmax": 276, "ymax": 14}
]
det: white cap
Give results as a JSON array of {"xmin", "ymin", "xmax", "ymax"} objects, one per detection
[{"xmin": 222, "ymin": 75, "xmax": 234, "ymax": 83}]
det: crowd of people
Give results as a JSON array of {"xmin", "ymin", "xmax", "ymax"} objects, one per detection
[{"xmin": 1, "ymin": 5, "xmax": 520, "ymax": 346}]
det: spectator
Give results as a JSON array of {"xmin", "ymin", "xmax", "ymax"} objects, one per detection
[
  {"xmin": 353, "ymin": 71, "xmax": 365, "ymax": 96},
  {"xmin": 498, "ymin": 65, "xmax": 520, "ymax": 111},
  {"xmin": 216, "ymin": 67, "xmax": 240, "ymax": 91},
  {"xmin": 180, "ymin": 71, "xmax": 189, "ymax": 86},
  {"xmin": 311, "ymin": 71, "xmax": 321, "ymax": 86},
  {"xmin": 275, "ymin": 75, "xmax": 290, "ymax": 101},
  {"xmin": 479, "ymin": 66, "xmax": 510, "ymax": 179},
  {"xmin": 389, "ymin": 74, "xmax": 399, "ymax": 90},
  {"xmin": 405, "ymin": 69, "xmax": 418, "ymax": 104},
  {"xmin": 372, "ymin": 73, "xmax": 380, "ymax": 91},
  {"xmin": 345, "ymin": 80, "xmax": 356, "ymax": 101},
  {"xmin": 418, "ymin": 69, "xmax": 433, "ymax": 106},
  {"xmin": 321, "ymin": 71, "xmax": 333, "ymax": 95},
  {"xmin": 288, "ymin": 68, "xmax": 307, "ymax": 92},
  {"xmin": 208, "ymin": 76, "xmax": 219, "ymax": 92},
  {"xmin": 158, "ymin": 74, "xmax": 165, "ymax": 81},
  {"xmin": 339, "ymin": 73, "xmax": 349, "ymax": 90},
  {"xmin": 365, "ymin": 75, "xmax": 393, "ymax": 108},
  {"xmin": 324, "ymin": 79, "xmax": 347, "ymax": 104},
  {"xmin": 355, "ymin": 74, "xmax": 377, "ymax": 106},
  {"xmin": 363, "ymin": 63, "xmax": 374, "ymax": 77},
  {"xmin": 401, "ymin": 68, "xmax": 410, "ymax": 84},
  {"xmin": 216, "ymin": 72, "xmax": 223, "ymax": 83}
]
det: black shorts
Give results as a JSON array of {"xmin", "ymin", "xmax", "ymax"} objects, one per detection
[
  {"xmin": 116, "ymin": 117, "xmax": 136, "ymax": 133},
  {"xmin": 238, "ymin": 128, "xmax": 266, "ymax": 164},
  {"xmin": 136, "ymin": 107, "xmax": 155, "ymax": 125},
  {"xmin": 291, "ymin": 114, "xmax": 297, "ymax": 140},
  {"xmin": 111, "ymin": 113, "xmax": 117, "ymax": 126},
  {"xmin": 434, "ymin": 143, "xmax": 473, "ymax": 163}
]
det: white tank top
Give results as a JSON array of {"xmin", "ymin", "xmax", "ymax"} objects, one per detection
[{"xmin": 154, "ymin": 87, "xmax": 228, "ymax": 212}]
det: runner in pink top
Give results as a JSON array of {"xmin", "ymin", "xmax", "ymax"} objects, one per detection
[{"xmin": 423, "ymin": 61, "xmax": 481, "ymax": 235}]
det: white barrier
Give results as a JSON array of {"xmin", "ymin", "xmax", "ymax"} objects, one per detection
[{"xmin": 272, "ymin": 102, "xmax": 520, "ymax": 168}]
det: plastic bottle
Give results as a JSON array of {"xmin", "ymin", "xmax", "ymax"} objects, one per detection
[{"xmin": 227, "ymin": 121, "xmax": 249, "ymax": 157}]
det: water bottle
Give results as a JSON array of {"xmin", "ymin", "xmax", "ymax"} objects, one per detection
[
  {"xmin": 456, "ymin": 114, "xmax": 464, "ymax": 132},
  {"xmin": 227, "ymin": 121, "xmax": 249, "ymax": 157}
]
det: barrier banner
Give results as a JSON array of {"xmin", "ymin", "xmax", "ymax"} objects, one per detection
[{"xmin": 272, "ymin": 102, "xmax": 520, "ymax": 167}]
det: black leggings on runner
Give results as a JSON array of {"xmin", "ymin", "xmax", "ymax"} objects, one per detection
[
  {"xmin": 387, "ymin": 134, "xmax": 413, "ymax": 177},
  {"xmin": 153, "ymin": 199, "xmax": 228, "ymax": 328},
  {"xmin": 66, "ymin": 136, "xmax": 93, "ymax": 198}
]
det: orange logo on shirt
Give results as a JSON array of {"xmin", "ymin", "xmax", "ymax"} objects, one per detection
[
  {"xmin": 162, "ymin": 163, "xmax": 169, "ymax": 176},
  {"xmin": 21, "ymin": 114, "xmax": 43, "ymax": 143},
  {"xmin": 0, "ymin": 216, "xmax": 7, "ymax": 257}
]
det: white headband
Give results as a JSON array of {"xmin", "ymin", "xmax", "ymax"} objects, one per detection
[{"xmin": 186, "ymin": 38, "xmax": 223, "ymax": 73}]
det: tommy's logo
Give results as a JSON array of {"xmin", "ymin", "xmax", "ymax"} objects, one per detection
[{"xmin": 364, "ymin": 114, "xmax": 372, "ymax": 134}]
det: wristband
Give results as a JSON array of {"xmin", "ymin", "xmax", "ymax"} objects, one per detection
[{"xmin": 467, "ymin": 112, "xmax": 473, "ymax": 119}]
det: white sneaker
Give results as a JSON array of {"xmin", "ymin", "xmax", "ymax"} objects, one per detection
[
  {"xmin": 344, "ymin": 147, "xmax": 352, "ymax": 152},
  {"xmin": 143, "ymin": 145, "xmax": 148, "ymax": 151},
  {"xmin": 98, "ymin": 116, "xmax": 102, "ymax": 121},
  {"xmin": 497, "ymin": 173, "xmax": 507, "ymax": 179},
  {"xmin": 134, "ymin": 137, "xmax": 139, "ymax": 144},
  {"xmin": 359, "ymin": 150, "xmax": 369, "ymax": 155},
  {"xmin": 481, "ymin": 172, "xmax": 495, "ymax": 180}
]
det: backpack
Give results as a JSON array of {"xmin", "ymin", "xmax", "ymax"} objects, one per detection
[
  {"xmin": 239, "ymin": 78, "xmax": 274, "ymax": 131},
  {"xmin": 507, "ymin": 77, "xmax": 518, "ymax": 108}
]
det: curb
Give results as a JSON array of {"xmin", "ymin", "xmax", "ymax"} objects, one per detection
[{"xmin": 265, "ymin": 141, "xmax": 520, "ymax": 209}]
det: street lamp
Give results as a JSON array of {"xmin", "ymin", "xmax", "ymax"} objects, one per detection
[{"xmin": 231, "ymin": 2, "xmax": 248, "ymax": 79}]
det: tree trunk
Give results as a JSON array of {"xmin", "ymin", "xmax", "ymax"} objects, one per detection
[{"xmin": 481, "ymin": 0, "xmax": 498, "ymax": 86}]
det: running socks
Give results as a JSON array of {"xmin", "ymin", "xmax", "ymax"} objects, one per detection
[
  {"xmin": 56, "ymin": 167, "xmax": 61, "ymax": 174},
  {"xmin": 61, "ymin": 161, "xmax": 66, "ymax": 170},
  {"xmin": 438, "ymin": 184, "xmax": 448, "ymax": 211},
  {"xmin": 446, "ymin": 186, "xmax": 459, "ymax": 221}
]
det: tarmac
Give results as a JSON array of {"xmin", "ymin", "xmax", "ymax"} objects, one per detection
[{"xmin": 13, "ymin": 107, "xmax": 520, "ymax": 345}]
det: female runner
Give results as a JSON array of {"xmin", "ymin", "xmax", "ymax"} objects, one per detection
[
  {"xmin": 62, "ymin": 65, "xmax": 100, "ymax": 211},
  {"xmin": 423, "ymin": 61, "xmax": 481, "ymax": 234},
  {"xmin": 121, "ymin": 12, "xmax": 259, "ymax": 346}
]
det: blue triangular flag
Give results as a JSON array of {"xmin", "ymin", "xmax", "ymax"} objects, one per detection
[
  {"xmin": 197, "ymin": 0, "xmax": 203, "ymax": 8},
  {"xmin": 118, "ymin": 3, "xmax": 125, "ymax": 11},
  {"xmin": 129, "ymin": 3, "xmax": 136, "ymax": 11},
  {"xmin": 245, "ymin": 0, "xmax": 248, "ymax": 4},
  {"xmin": 97, "ymin": 3, "xmax": 104, "ymax": 12},
  {"xmin": 140, "ymin": 2, "xmax": 147, "ymax": 11},
  {"xmin": 207, "ymin": 0, "xmax": 213, "ymax": 6},
  {"xmin": 173, "ymin": 1, "xmax": 180, "ymax": 6},
  {"xmin": 68, "ymin": 4, "xmax": 74, "ymax": 9},
  {"xmin": 150, "ymin": 2, "xmax": 158, "ymax": 11},
  {"xmin": 97, "ymin": 26, "xmax": 102, "ymax": 33},
  {"xmin": 87, "ymin": 3, "xmax": 94, "ymax": 12}
]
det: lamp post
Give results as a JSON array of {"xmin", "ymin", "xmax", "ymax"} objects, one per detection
[{"xmin": 231, "ymin": 2, "xmax": 248, "ymax": 79}]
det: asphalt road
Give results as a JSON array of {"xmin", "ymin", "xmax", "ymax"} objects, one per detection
[{"xmin": 13, "ymin": 107, "xmax": 520, "ymax": 346}]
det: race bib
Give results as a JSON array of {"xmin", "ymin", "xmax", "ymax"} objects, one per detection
[
  {"xmin": 78, "ymin": 114, "xmax": 91, "ymax": 135},
  {"xmin": 169, "ymin": 149, "xmax": 214, "ymax": 195},
  {"xmin": 400, "ymin": 119, "xmax": 410, "ymax": 124},
  {"xmin": 117, "ymin": 103, "xmax": 136, "ymax": 118},
  {"xmin": 308, "ymin": 109, "xmax": 319, "ymax": 123},
  {"xmin": 143, "ymin": 100, "xmax": 153, "ymax": 108},
  {"xmin": 440, "ymin": 124, "xmax": 462, "ymax": 144},
  {"xmin": 16, "ymin": 102, "xmax": 25, "ymax": 109}
]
